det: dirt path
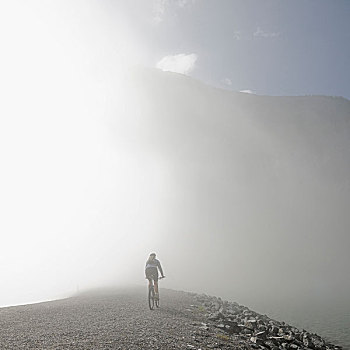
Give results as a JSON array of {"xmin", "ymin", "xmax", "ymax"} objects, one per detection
[{"xmin": 0, "ymin": 288, "xmax": 251, "ymax": 350}]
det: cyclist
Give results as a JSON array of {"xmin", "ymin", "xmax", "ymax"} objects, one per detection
[{"xmin": 145, "ymin": 253, "xmax": 165, "ymax": 300}]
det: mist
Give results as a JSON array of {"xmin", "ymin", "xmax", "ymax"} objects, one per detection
[
  {"xmin": 128, "ymin": 69, "xmax": 350, "ymax": 307},
  {"xmin": 0, "ymin": 1, "xmax": 160, "ymax": 306},
  {"xmin": 1, "ymin": 1, "xmax": 350, "ymax": 313}
]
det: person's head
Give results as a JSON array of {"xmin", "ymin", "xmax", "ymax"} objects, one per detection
[{"xmin": 149, "ymin": 253, "xmax": 156, "ymax": 260}]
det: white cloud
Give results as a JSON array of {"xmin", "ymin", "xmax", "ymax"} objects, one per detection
[
  {"xmin": 156, "ymin": 53, "xmax": 197, "ymax": 75},
  {"xmin": 254, "ymin": 27, "xmax": 280, "ymax": 38},
  {"xmin": 240, "ymin": 89, "xmax": 255, "ymax": 94}
]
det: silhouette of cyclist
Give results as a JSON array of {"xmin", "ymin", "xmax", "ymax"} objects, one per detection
[{"xmin": 145, "ymin": 253, "xmax": 165, "ymax": 300}]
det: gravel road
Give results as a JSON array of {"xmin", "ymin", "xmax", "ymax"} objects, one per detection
[{"xmin": 0, "ymin": 288, "xmax": 253, "ymax": 350}]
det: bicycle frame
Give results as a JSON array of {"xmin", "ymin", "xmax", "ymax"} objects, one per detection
[{"xmin": 147, "ymin": 276, "xmax": 164, "ymax": 310}]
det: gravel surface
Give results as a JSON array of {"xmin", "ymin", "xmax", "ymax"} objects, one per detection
[{"xmin": 0, "ymin": 288, "xmax": 254, "ymax": 350}]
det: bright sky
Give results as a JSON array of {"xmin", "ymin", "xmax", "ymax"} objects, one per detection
[
  {"xmin": 3, "ymin": 1, "xmax": 347, "ymax": 97},
  {"xmin": 100, "ymin": 0, "xmax": 350, "ymax": 98}
]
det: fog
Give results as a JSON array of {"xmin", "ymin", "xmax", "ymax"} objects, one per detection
[
  {"xmin": 1, "ymin": 1, "xmax": 350, "ymax": 310},
  {"xmin": 0, "ymin": 1, "xmax": 159, "ymax": 305},
  {"xmin": 130, "ymin": 69, "xmax": 350, "ymax": 306}
]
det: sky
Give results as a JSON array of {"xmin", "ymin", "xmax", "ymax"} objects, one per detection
[
  {"xmin": 3, "ymin": 0, "xmax": 347, "ymax": 98},
  {"xmin": 95, "ymin": 0, "xmax": 350, "ymax": 99},
  {"xmin": 0, "ymin": 0, "xmax": 349, "ymax": 310}
]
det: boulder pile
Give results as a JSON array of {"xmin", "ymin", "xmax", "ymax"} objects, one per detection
[{"xmin": 193, "ymin": 294, "xmax": 342, "ymax": 350}]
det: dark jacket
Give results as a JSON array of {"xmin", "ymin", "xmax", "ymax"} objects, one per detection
[{"xmin": 145, "ymin": 258, "xmax": 164, "ymax": 276}]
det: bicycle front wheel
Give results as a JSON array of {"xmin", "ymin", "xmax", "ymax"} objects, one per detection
[{"xmin": 148, "ymin": 287, "xmax": 155, "ymax": 310}]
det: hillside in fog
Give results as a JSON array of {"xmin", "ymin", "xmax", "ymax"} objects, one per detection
[
  {"xmin": 1, "ymin": 67, "xmax": 349, "ymax": 311},
  {"xmin": 117, "ymin": 68, "xmax": 350, "ymax": 304}
]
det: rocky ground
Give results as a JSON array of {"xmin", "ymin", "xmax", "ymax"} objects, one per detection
[
  {"xmin": 193, "ymin": 294, "xmax": 343, "ymax": 350},
  {"xmin": 0, "ymin": 288, "xmax": 342, "ymax": 350}
]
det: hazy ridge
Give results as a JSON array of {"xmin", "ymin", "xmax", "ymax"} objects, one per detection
[
  {"xmin": 123, "ymin": 68, "xmax": 350, "ymax": 302},
  {"xmin": 1, "ymin": 67, "xmax": 349, "ymax": 346}
]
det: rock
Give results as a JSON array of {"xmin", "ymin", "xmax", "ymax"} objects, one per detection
[
  {"xmin": 303, "ymin": 333, "xmax": 312, "ymax": 348},
  {"xmin": 245, "ymin": 319, "xmax": 257, "ymax": 330},
  {"xmin": 250, "ymin": 336, "xmax": 257, "ymax": 342},
  {"xmin": 283, "ymin": 334, "xmax": 295, "ymax": 342},
  {"xmin": 269, "ymin": 325, "xmax": 279, "ymax": 336},
  {"xmin": 192, "ymin": 292, "xmax": 342, "ymax": 350},
  {"xmin": 223, "ymin": 321, "xmax": 241, "ymax": 334},
  {"xmin": 212, "ymin": 301, "xmax": 221, "ymax": 311},
  {"xmin": 242, "ymin": 328, "xmax": 252, "ymax": 336},
  {"xmin": 255, "ymin": 331, "xmax": 267, "ymax": 340},
  {"xmin": 278, "ymin": 328, "xmax": 285, "ymax": 336},
  {"xmin": 269, "ymin": 336, "xmax": 284, "ymax": 345},
  {"xmin": 310, "ymin": 334, "xmax": 325, "ymax": 349},
  {"xmin": 243, "ymin": 310, "xmax": 253, "ymax": 317},
  {"xmin": 264, "ymin": 340, "xmax": 280, "ymax": 350},
  {"xmin": 250, "ymin": 336, "xmax": 264, "ymax": 345},
  {"xmin": 208, "ymin": 312, "xmax": 224, "ymax": 321},
  {"xmin": 258, "ymin": 325, "xmax": 268, "ymax": 332}
]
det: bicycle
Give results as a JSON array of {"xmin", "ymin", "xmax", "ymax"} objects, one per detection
[{"xmin": 147, "ymin": 276, "xmax": 165, "ymax": 310}]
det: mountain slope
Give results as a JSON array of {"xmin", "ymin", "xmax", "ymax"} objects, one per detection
[{"xmin": 116, "ymin": 68, "xmax": 350, "ymax": 302}]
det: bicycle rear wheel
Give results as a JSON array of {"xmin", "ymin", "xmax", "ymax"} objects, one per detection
[{"xmin": 148, "ymin": 287, "xmax": 155, "ymax": 310}]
